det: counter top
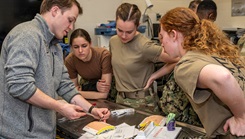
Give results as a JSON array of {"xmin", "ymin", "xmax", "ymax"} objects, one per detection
[{"xmin": 56, "ymin": 99, "xmax": 206, "ymax": 139}]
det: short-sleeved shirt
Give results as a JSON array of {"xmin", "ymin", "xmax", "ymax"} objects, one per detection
[
  {"xmin": 238, "ymin": 35, "xmax": 245, "ymax": 56},
  {"xmin": 65, "ymin": 47, "xmax": 112, "ymax": 81},
  {"xmin": 175, "ymin": 51, "xmax": 245, "ymax": 137},
  {"xmin": 109, "ymin": 33, "xmax": 162, "ymax": 92}
]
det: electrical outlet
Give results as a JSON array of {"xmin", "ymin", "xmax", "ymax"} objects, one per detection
[{"xmin": 156, "ymin": 13, "xmax": 161, "ymax": 21}]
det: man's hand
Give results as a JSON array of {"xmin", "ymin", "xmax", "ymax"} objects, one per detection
[{"xmin": 56, "ymin": 101, "xmax": 87, "ymax": 120}]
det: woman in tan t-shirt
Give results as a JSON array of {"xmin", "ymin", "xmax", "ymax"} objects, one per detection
[{"xmin": 159, "ymin": 7, "xmax": 245, "ymax": 138}]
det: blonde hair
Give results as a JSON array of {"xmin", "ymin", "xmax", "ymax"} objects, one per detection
[{"xmin": 160, "ymin": 7, "xmax": 242, "ymax": 66}]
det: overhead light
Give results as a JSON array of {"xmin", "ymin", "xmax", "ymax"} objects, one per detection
[
  {"xmin": 145, "ymin": 0, "xmax": 153, "ymax": 8},
  {"xmin": 142, "ymin": 0, "xmax": 154, "ymax": 22}
]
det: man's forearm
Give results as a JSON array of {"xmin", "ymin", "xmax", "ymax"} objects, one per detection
[{"xmin": 26, "ymin": 88, "xmax": 62, "ymax": 111}]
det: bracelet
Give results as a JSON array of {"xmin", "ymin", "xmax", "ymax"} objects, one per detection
[{"xmin": 88, "ymin": 105, "xmax": 95, "ymax": 114}]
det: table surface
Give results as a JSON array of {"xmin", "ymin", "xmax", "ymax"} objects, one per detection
[{"xmin": 56, "ymin": 99, "xmax": 206, "ymax": 139}]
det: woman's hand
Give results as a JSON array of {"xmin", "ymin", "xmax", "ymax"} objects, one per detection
[
  {"xmin": 91, "ymin": 107, "xmax": 111, "ymax": 122},
  {"xmin": 223, "ymin": 115, "xmax": 245, "ymax": 136},
  {"xmin": 97, "ymin": 79, "xmax": 111, "ymax": 93},
  {"xmin": 144, "ymin": 76, "xmax": 155, "ymax": 90},
  {"xmin": 75, "ymin": 86, "xmax": 81, "ymax": 91}
]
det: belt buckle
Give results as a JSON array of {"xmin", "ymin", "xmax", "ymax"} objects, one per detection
[
  {"xmin": 135, "ymin": 92, "xmax": 139, "ymax": 98},
  {"xmin": 121, "ymin": 92, "xmax": 126, "ymax": 99},
  {"xmin": 136, "ymin": 91, "xmax": 146, "ymax": 98}
]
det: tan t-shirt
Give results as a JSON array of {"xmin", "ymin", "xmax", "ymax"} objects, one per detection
[
  {"xmin": 175, "ymin": 51, "xmax": 245, "ymax": 137},
  {"xmin": 65, "ymin": 47, "xmax": 112, "ymax": 81},
  {"xmin": 238, "ymin": 35, "xmax": 245, "ymax": 56},
  {"xmin": 109, "ymin": 33, "xmax": 162, "ymax": 92}
]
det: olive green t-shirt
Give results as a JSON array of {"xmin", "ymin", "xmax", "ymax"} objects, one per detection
[
  {"xmin": 109, "ymin": 33, "xmax": 162, "ymax": 92},
  {"xmin": 175, "ymin": 51, "xmax": 245, "ymax": 137}
]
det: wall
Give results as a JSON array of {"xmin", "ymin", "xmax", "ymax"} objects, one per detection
[
  {"xmin": 74, "ymin": 0, "xmax": 245, "ymax": 46},
  {"xmin": 122, "ymin": 0, "xmax": 190, "ymax": 23},
  {"xmin": 75, "ymin": 0, "xmax": 122, "ymax": 46},
  {"xmin": 122, "ymin": 0, "xmax": 245, "ymax": 29},
  {"xmin": 215, "ymin": 0, "xmax": 245, "ymax": 29}
]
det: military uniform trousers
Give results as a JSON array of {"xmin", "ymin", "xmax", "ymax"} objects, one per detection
[{"xmin": 116, "ymin": 88, "xmax": 160, "ymax": 114}]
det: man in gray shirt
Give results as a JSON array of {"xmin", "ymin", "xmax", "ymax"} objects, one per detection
[{"xmin": 0, "ymin": 0, "xmax": 110, "ymax": 138}]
